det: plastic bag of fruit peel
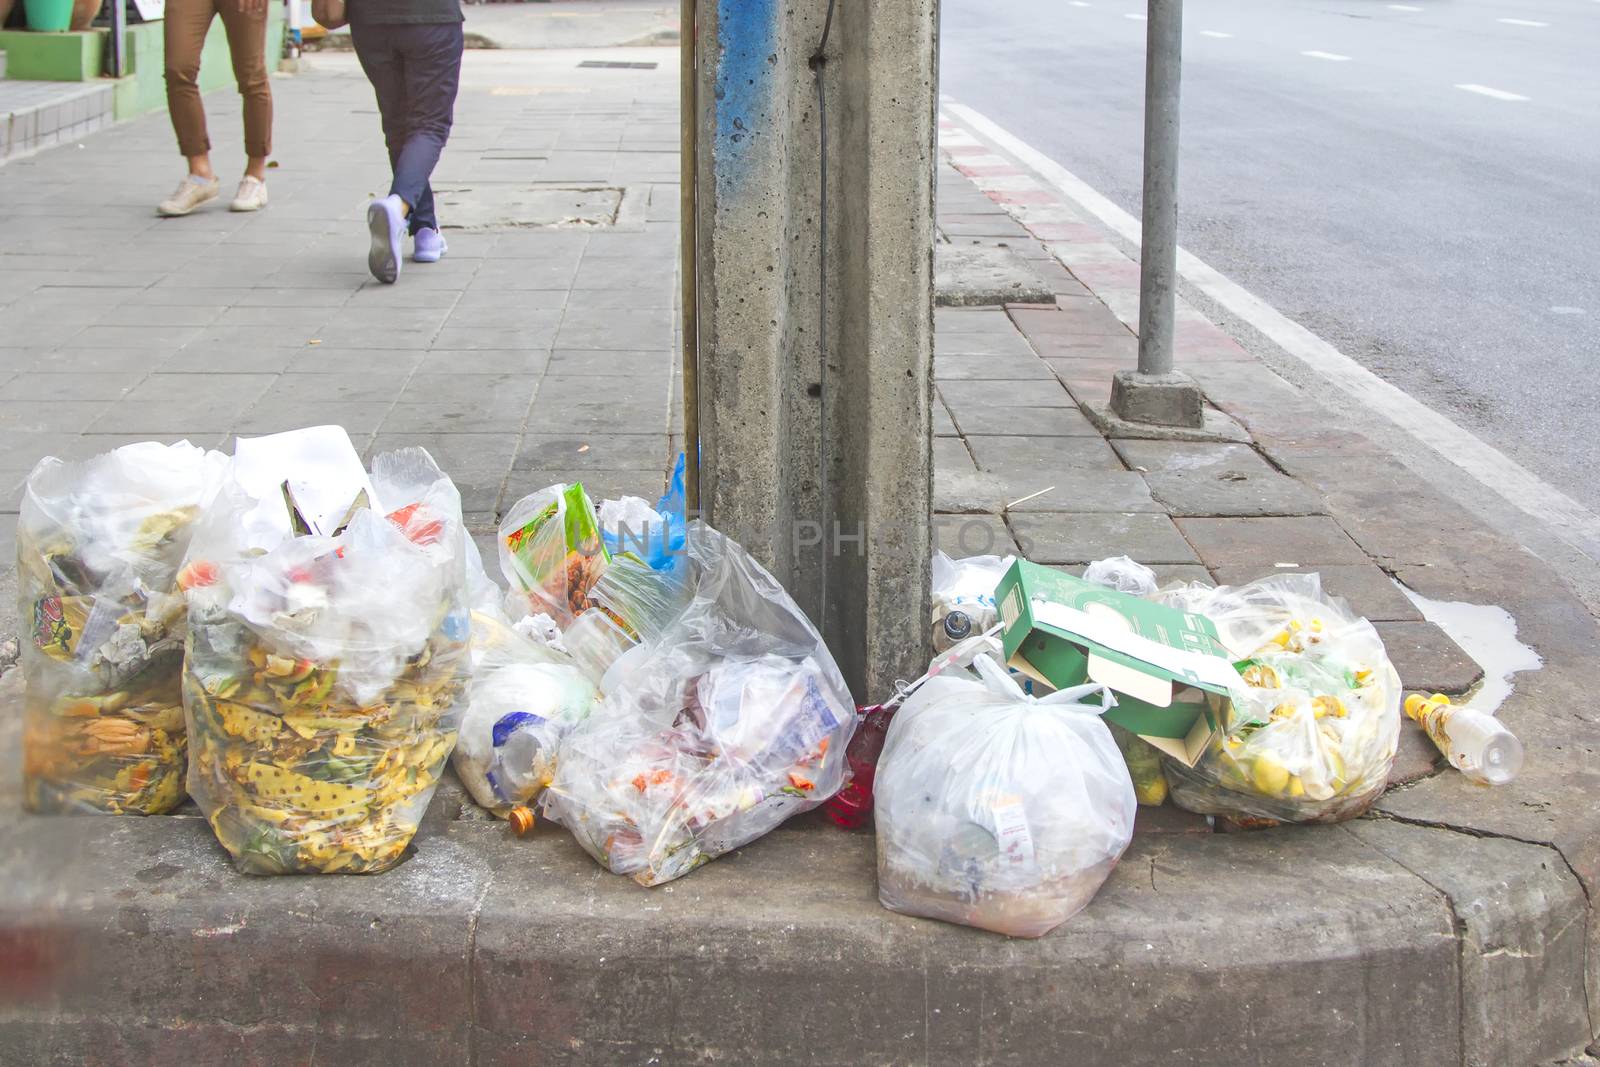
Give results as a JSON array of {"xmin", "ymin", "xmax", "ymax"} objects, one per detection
[
  {"xmin": 18, "ymin": 440, "xmax": 228, "ymax": 815},
  {"xmin": 181, "ymin": 447, "xmax": 471, "ymax": 874},
  {"xmin": 1153, "ymin": 573, "xmax": 1401, "ymax": 824},
  {"xmin": 875, "ymin": 655, "xmax": 1134, "ymax": 938},
  {"xmin": 543, "ymin": 521, "xmax": 856, "ymax": 886}
]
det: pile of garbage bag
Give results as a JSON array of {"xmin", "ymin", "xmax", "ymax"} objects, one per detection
[
  {"xmin": 17, "ymin": 441, "xmax": 227, "ymax": 815},
  {"xmin": 180, "ymin": 441, "xmax": 471, "ymax": 874},
  {"xmin": 10, "ymin": 427, "xmax": 1447, "ymax": 941}
]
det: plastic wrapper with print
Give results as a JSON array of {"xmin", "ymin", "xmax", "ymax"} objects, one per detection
[
  {"xmin": 18, "ymin": 441, "xmax": 227, "ymax": 815},
  {"xmin": 181, "ymin": 447, "xmax": 471, "ymax": 874},
  {"xmin": 875, "ymin": 656, "xmax": 1135, "ymax": 938},
  {"xmin": 1155, "ymin": 573, "xmax": 1402, "ymax": 824},
  {"xmin": 543, "ymin": 523, "xmax": 856, "ymax": 886}
]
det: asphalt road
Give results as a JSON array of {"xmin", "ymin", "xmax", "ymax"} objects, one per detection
[{"xmin": 941, "ymin": 0, "xmax": 1600, "ymax": 509}]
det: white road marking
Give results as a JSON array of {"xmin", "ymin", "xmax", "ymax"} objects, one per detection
[
  {"xmin": 1387, "ymin": 3, "xmax": 1423, "ymax": 9},
  {"xmin": 1125, "ymin": 12, "xmax": 1147, "ymax": 20},
  {"xmin": 941, "ymin": 98, "xmax": 1600, "ymax": 562},
  {"xmin": 1551, "ymin": 306, "xmax": 1586, "ymax": 315},
  {"xmin": 1496, "ymin": 17, "xmax": 1549, "ymax": 25},
  {"xmin": 1302, "ymin": 50, "xmax": 1352, "ymax": 61},
  {"xmin": 1200, "ymin": 30, "xmax": 1234, "ymax": 37},
  {"xmin": 1456, "ymin": 83, "xmax": 1529, "ymax": 100}
]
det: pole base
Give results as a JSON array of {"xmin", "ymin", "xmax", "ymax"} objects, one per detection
[{"xmin": 1109, "ymin": 369, "xmax": 1205, "ymax": 429}]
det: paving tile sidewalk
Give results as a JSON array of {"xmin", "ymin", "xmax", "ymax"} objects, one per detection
[{"xmin": 0, "ymin": 48, "xmax": 682, "ymax": 565}]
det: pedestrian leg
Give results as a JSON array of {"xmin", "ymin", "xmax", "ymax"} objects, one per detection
[
  {"xmin": 390, "ymin": 22, "xmax": 464, "ymax": 235},
  {"xmin": 352, "ymin": 25, "xmax": 414, "ymax": 283},
  {"xmin": 158, "ymin": 0, "xmax": 223, "ymax": 215}
]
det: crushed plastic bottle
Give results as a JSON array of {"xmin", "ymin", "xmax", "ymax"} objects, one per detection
[{"xmin": 1404, "ymin": 693, "xmax": 1523, "ymax": 786}]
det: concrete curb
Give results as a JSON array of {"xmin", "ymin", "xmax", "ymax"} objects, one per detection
[{"xmin": 0, "ymin": 746, "xmax": 1588, "ymax": 1064}]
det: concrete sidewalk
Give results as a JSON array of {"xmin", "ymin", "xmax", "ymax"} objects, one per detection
[
  {"xmin": 1, "ymin": 43, "xmax": 1598, "ymax": 1067},
  {"xmin": 0, "ymin": 47, "xmax": 682, "ymax": 568}
]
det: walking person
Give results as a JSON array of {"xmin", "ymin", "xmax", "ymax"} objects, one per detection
[
  {"xmin": 158, "ymin": 0, "xmax": 273, "ymax": 217},
  {"xmin": 348, "ymin": 0, "xmax": 465, "ymax": 284}
]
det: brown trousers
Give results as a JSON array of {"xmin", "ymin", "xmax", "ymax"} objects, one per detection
[{"xmin": 164, "ymin": 0, "xmax": 273, "ymax": 159}]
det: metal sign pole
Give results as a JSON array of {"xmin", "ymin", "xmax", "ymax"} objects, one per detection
[
  {"xmin": 1137, "ymin": 0, "xmax": 1181, "ymax": 377},
  {"xmin": 1109, "ymin": 0, "xmax": 1203, "ymax": 428}
]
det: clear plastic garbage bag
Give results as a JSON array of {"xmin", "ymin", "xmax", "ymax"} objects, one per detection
[
  {"xmin": 499, "ymin": 482, "xmax": 609, "ymax": 627},
  {"xmin": 1083, "ymin": 555, "xmax": 1159, "ymax": 597},
  {"xmin": 180, "ymin": 448, "xmax": 471, "ymax": 874},
  {"xmin": 453, "ymin": 610, "xmax": 599, "ymax": 817},
  {"xmin": 543, "ymin": 522, "xmax": 857, "ymax": 886},
  {"xmin": 17, "ymin": 440, "xmax": 228, "ymax": 815},
  {"xmin": 875, "ymin": 656, "xmax": 1135, "ymax": 938},
  {"xmin": 1154, "ymin": 573, "xmax": 1402, "ymax": 824}
]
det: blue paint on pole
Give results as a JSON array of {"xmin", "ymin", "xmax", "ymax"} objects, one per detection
[{"xmin": 714, "ymin": 0, "xmax": 778, "ymax": 196}]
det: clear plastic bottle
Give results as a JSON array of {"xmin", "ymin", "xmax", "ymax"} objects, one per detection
[{"xmin": 1404, "ymin": 693, "xmax": 1523, "ymax": 786}]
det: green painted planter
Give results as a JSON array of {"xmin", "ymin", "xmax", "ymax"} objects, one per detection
[{"xmin": 23, "ymin": 0, "xmax": 73, "ymax": 31}]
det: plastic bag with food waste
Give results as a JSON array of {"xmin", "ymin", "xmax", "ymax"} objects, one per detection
[
  {"xmin": 18, "ymin": 440, "xmax": 228, "ymax": 815},
  {"xmin": 542, "ymin": 522, "xmax": 856, "ymax": 886},
  {"xmin": 875, "ymin": 655, "xmax": 1135, "ymax": 938},
  {"xmin": 181, "ymin": 444, "xmax": 471, "ymax": 874},
  {"xmin": 499, "ymin": 482, "xmax": 609, "ymax": 626},
  {"xmin": 1153, "ymin": 573, "xmax": 1401, "ymax": 824}
]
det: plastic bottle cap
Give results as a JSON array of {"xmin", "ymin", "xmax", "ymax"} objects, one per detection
[
  {"xmin": 941, "ymin": 610, "xmax": 973, "ymax": 642},
  {"xmin": 508, "ymin": 806, "xmax": 535, "ymax": 836}
]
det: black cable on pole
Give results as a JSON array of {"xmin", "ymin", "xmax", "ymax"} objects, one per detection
[{"xmin": 810, "ymin": 0, "xmax": 837, "ymax": 638}]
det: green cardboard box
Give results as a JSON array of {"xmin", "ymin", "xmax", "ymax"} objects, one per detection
[{"xmin": 996, "ymin": 559, "xmax": 1240, "ymax": 766}]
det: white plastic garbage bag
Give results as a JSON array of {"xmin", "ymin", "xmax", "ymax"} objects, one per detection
[
  {"xmin": 875, "ymin": 655, "xmax": 1136, "ymax": 938},
  {"xmin": 543, "ymin": 522, "xmax": 856, "ymax": 886}
]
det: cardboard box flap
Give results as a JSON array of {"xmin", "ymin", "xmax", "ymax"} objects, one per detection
[{"xmin": 1033, "ymin": 600, "xmax": 1240, "ymax": 695}]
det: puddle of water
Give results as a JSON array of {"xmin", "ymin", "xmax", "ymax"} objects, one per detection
[{"xmin": 1396, "ymin": 584, "xmax": 1542, "ymax": 716}]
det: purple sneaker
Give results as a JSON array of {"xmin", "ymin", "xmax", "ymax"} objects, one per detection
[
  {"xmin": 365, "ymin": 194, "xmax": 406, "ymax": 284},
  {"xmin": 413, "ymin": 227, "xmax": 447, "ymax": 264}
]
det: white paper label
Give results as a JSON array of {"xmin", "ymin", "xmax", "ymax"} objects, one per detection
[{"xmin": 991, "ymin": 800, "xmax": 1036, "ymax": 872}]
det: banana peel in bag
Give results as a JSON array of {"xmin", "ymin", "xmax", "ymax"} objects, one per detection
[{"xmin": 181, "ymin": 445, "xmax": 470, "ymax": 874}]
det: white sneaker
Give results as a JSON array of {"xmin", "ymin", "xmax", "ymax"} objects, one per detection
[
  {"xmin": 229, "ymin": 176, "xmax": 269, "ymax": 212},
  {"xmin": 156, "ymin": 175, "xmax": 220, "ymax": 217}
]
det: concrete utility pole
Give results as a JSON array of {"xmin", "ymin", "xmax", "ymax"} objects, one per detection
[
  {"xmin": 1110, "ymin": 0, "xmax": 1205, "ymax": 428},
  {"xmin": 686, "ymin": 0, "xmax": 938, "ymax": 699}
]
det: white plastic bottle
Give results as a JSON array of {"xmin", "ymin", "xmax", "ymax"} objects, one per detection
[{"xmin": 1404, "ymin": 693, "xmax": 1523, "ymax": 786}]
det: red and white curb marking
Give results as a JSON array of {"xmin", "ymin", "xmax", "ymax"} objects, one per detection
[{"xmin": 938, "ymin": 110, "xmax": 1252, "ymax": 365}]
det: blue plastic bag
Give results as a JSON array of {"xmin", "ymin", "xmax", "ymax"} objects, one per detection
[{"xmin": 601, "ymin": 453, "xmax": 687, "ymax": 570}]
